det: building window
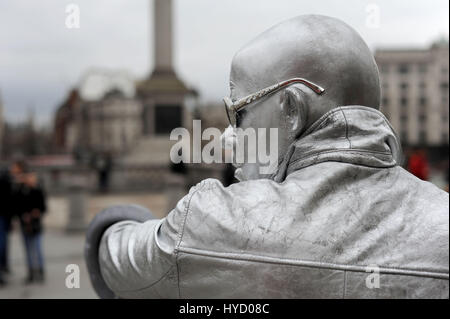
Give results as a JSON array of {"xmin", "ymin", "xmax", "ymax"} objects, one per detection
[
  {"xmin": 398, "ymin": 64, "xmax": 409, "ymax": 74},
  {"xmin": 418, "ymin": 131, "xmax": 427, "ymax": 144},
  {"xmin": 400, "ymin": 82, "xmax": 409, "ymax": 90},
  {"xmin": 419, "ymin": 82, "xmax": 426, "ymax": 90},
  {"xmin": 400, "ymin": 114, "xmax": 408, "ymax": 124},
  {"xmin": 154, "ymin": 105, "xmax": 182, "ymax": 135},
  {"xmin": 400, "ymin": 131, "xmax": 408, "ymax": 144},
  {"xmin": 418, "ymin": 113, "xmax": 427, "ymax": 123},
  {"xmin": 441, "ymin": 82, "xmax": 449, "ymax": 90},
  {"xmin": 400, "ymin": 97, "xmax": 408, "ymax": 107},
  {"xmin": 418, "ymin": 63, "xmax": 427, "ymax": 73},
  {"xmin": 382, "ymin": 97, "xmax": 389, "ymax": 107},
  {"xmin": 419, "ymin": 97, "xmax": 427, "ymax": 107}
]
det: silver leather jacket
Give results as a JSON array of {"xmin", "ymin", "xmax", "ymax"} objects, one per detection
[{"xmin": 98, "ymin": 106, "xmax": 449, "ymax": 298}]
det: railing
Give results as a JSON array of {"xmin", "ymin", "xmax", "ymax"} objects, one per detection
[{"xmin": 25, "ymin": 162, "xmax": 228, "ymax": 195}]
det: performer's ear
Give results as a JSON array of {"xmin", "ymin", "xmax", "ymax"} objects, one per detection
[{"xmin": 281, "ymin": 86, "xmax": 308, "ymax": 138}]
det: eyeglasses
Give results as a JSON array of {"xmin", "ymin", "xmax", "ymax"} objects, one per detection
[{"xmin": 223, "ymin": 77, "xmax": 325, "ymax": 126}]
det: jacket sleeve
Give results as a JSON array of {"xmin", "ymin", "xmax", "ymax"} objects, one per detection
[{"xmin": 97, "ymin": 186, "xmax": 197, "ymax": 299}]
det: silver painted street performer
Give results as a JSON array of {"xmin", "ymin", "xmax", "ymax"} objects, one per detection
[{"xmin": 85, "ymin": 15, "xmax": 449, "ymax": 298}]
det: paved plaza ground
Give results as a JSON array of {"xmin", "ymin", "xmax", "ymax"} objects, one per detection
[
  {"xmin": 0, "ymin": 191, "xmax": 169, "ymax": 299},
  {"xmin": 0, "ymin": 230, "xmax": 96, "ymax": 299}
]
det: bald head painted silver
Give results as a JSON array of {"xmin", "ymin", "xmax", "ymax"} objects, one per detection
[{"xmin": 223, "ymin": 15, "xmax": 382, "ymax": 181}]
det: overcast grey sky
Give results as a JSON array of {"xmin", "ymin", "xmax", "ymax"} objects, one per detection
[{"xmin": 0, "ymin": 0, "xmax": 448, "ymax": 125}]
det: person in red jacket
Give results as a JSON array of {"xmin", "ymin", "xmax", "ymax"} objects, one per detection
[{"xmin": 407, "ymin": 149, "xmax": 429, "ymax": 181}]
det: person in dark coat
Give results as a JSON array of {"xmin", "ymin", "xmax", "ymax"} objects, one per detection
[
  {"xmin": 0, "ymin": 170, "xmax": 11, "ymax": 286},
  {"xmin": 19, "ymin": 172, "xmax": 46, "ymax": 284},
  {"xmin": 0, "ymin": 160, "xmax": 27, "ymax": 286}
]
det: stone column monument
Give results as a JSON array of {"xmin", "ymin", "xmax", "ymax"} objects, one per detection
[
  {"xmin": 137, "ymin": 0, "xmax": 196, "ymax": 137},
  {"xmin": 154, "ymin": 0, "xmax": 173, "ymax": 74}
]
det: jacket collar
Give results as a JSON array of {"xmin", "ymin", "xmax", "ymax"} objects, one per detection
[{"xmin": 271, "ymin": 106, "xmax": 403, "ymax": 182}]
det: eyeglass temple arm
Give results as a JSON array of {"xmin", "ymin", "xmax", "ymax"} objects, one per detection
[{"xmin": 231, "ymin": 78, "xmax": 325, "ymax": 112}]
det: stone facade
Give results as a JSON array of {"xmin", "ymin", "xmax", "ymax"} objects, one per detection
[
  {"xmin": 53, "ymin": 89, "xmax": 80, "ymax": 153},
  {"xmin": 123, "ymin": 0, "xmax": 197, "ymax": 166},
  {"xmin": 81, "ymin": 90, "xmax": 142, "ymax": 155},
  {"xmin": 53, "ymin": 0, "xmax": 197, "ymax": 167},
  {"xmin": 375, "ymin": 41, "xmax": 449, "ymax": 147},
  {"xmin": 53, "ymin": 73, "xmax": 142, "ymax": 157}
]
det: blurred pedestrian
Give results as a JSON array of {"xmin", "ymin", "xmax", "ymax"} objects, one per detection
[
  {"xmin": 0, "ymin": 160, "xmax": 28, "ymax": 286},
  {"xmin": 0, "ymin": 168, "xmax": 13, "ymax": 277},
  {"xmin": 0, "ymin": 170, "xmax": 10, "ymax": 286},
  {"xmin": 95, "ymin": 152, "xmax": 112, "ymax": 192},
  {"xmin": 407, "ymin": 148, "xmax": 429, "ymax": 181},
  {"xmin": 222, "ymin": 163, "xmax": 237, "ymax": 187},
  {"xmin": 19, "ymin": 172, "xmax": 46, "ymax": 284}
]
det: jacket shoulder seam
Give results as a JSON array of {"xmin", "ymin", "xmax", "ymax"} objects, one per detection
[
  {"xmin": 177, "ymin": 247, "xmax": 449, "ymax": 280},
  {"xmin": 174, "ymin": 180, "xmax": 213, "ymax": 298},
  {"xmin": 174, "ymin": 180, "xmax": 218, "ymax": 250},
  {"xmin": 339, "ymin": 106, "xmax": 352, "ymax": 149}
]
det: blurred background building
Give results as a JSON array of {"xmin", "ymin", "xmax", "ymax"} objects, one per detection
[
  {"xmin": 377, "ymin": 40, "xmax": 449, "ymax": 147},
  {"xmin": 49, "ymin": 0, "xmax": 222, "ymax": 196},
  {"xmin": 376, "ymin": 40, "xmax": 449, "ymax": 186},
  {"xmin": 54, "ymin": 70, "xmax": 142, "ymax": 157}
]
